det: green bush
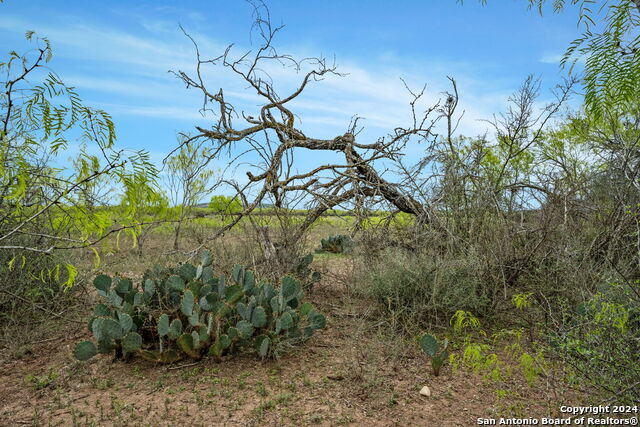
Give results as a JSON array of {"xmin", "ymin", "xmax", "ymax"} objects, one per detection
[
  {"xmin": 209, "ymin": 195, "xmax": 242, "ymax": 214},
  {"xmin": 552, "ymin": 281, "xmax": 639, "ymax": 404},
  {"xmin": 74, "ymin": 250, "xmax": 326, "ymax": 363},
  {"xmin": 0, "ymin": 244, "xmax": 69, "ymax": 332},
  {"xmin": 360, "ymin": 248, "xmax": 489, "ymax": 329}
]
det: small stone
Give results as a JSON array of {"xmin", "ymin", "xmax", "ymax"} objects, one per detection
[{"xmin": 419, "ymin": 385, "xmax": 431, "ymax": 397}]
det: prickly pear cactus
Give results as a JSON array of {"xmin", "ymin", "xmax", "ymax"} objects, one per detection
[
  {"xmin": 316, "ymin": 234, "xmax": 354, "ymax": 254},
  {"xmin": 419, "ymin": 333, "xmax": 449, "ymax": 376},
  {"xmin": 74, "ymin": 250, "xmax": 326, "ymax": 363}
]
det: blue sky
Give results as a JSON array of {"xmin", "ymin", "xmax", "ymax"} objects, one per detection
[{"xmin": 0, "ymin": 0, "xmax": 584, "ymax": 196}]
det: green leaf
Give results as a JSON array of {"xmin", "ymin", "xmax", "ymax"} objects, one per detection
[
  {"xmin": 217, "ymin": 275, "xmax": 226, "ymax": 296},
  {"xmin": 232, "ymin": 264, "xmax": 243, "ymax": 284},
  {"xmin": 93, "ymin": 317, "xmax": 122, "ymax": 341},
  {"xmin": 133, "ymin": 292, "xmax": 144, "ymax": 306},
  {"xmin": 93, "ymin": 304, "xmax": 111, "ymax": 317},
  {"xmin": 191, "ymin": 331, "xmax": 201, "ymax": 349},
  {"xmin": 74, "ymin": 341, "xmax": 97, "ymax": 361},
  {"xmin": 201, "ymin": 266, "xmax": 214, "ymax": 283},
  {"xmin": 201, "ymin": 250, "xmax": 213, "ymax": 267},
  {"xmin": 167, "ymin": 275, "xmax": 185, "ymax": 291},
  {"xmin": 236, "ymin": 302, "xmax": 247, "ymax": 320},
  {"xmin": 103, "ymin": 318, "xmax": 124, "ymax": 339},
  {"xmin": 177, "ymin": 263, "xmax": 197, "ymax": 281},
  {"xmin": 279, "ymin": 312, "xmax": 293, "ymax": 330},
  {"xmin": 158, "ymin": 314, "xmax": 170, "ymax": 337},
  {"xmin": 118, "ymin": 312, "xmax": 133, "ymax": 334},
  {"xmin": 97, "ymin": 338, "xmax": 113, "ymax": 354},
  {"xmin": 227, "ymin": 327, "xmax": 239, "ymax": 340},
  {"xmin": 177, "ymin": 333, "xmax": 199, "ymax": 358},
  {"xmin": 258, "ymin": 336, "xmax": 270, "ymax": 358},
  {"xmin": 122, "ymin": 332, "xmax": 142, "ymax": 353},
  {"xmin": 93, "ymin": 274, "xmax": 111, "ymax": 295},
  {"xmin": 299, "ymin": 302, "xmax": 313, "ymax": 316},
  {"xmin": 200, "ymin": 294, "xmax": 215, "ymax": 311},
  {"xmin": 419, "ymin": 334, "xmax": 438, "ymax": 357},
  {"xmin": 91, "ymin": 318, "xmax": 104, "ymax": 340},
  {"xmin": 270, "ymin": 296, "xmax": 280, "ymax": 314},
  {"xmin": 158, "ymin": 350, "xmax": 183, "ymax": 363},
  {"xmin": 208, "ymin": 334, "xmax": 231, "ymax": 357},
  {"xmin": 243, "ymin": 270, "xmax": 255, "ymax": 291},
  {"xmin": 251, "ymin": 306, "xmax": 267, "ymax": 328},
  {"xmin": 219, "ymin": 334, "xmax": 231, "ymax": 350},
  {"xmin": 263, "ymin": 283, "xmax": 276, "ymax": 301},
  {"xmin": 107, "ymin": 290, "xmax": 123, "ymax": 308},
  {"xmin": 281, "ymin": 276, "xmax": 298, "ymax": 298},
  {"xmin": 236, "ymin": 320, "xmax": 254, "ymax": 339},
  {"xmin": 225, "ymin": 285, "xmax": 242, "ymax": 302},
  {"xmin": 189, "ymin": 307, "xmax": 200, "ymax": 327},
  {"xmin": 139, "ymin": 350, "xmax": 161, "ymax": 363},
  {"xmin": 144, "ymin": 279, "xmax": 155, "ymax": 296},
  {"xmin": 115, "ymin": 278, "xmax": 132, "ymax": 294},
  {"xmin": 169, "ymin": 319, "xmax": 183, "ymax": 339},
  {"xmin": 198, "ymin": 326, "xmax": 209, "ymax": 344},
  {"xmin": 181, "ymin": 290, "xmax": 195, "ymax": 317},
  {"xmin": 309, "ymin": 312, "xmax": 326, "ymax": 330}
]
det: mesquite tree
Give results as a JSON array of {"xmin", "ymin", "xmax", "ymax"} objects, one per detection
[{"xmin": 0, "ymin": 32, "xmax": 157, "ymax": 320}]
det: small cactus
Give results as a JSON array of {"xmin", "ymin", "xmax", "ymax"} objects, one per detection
[
  {"xmin": 419, "ymin": 333, "xmax": 449, "ymax": 376},
  {"xmin": 316, "ymin": 234, "xmax": 354, "ymax": 254},
  {"xmin": 257, "ymin": 335, "xmax": 271, "ymax": 358},
  {"xmin": 74, "ymin": 341, "xmax": 97, "ymax": 361}
]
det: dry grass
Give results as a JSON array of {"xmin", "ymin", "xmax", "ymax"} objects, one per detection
[{"xmin": 0, "ymin": 229, "xmax": 589, "ymax": 426}]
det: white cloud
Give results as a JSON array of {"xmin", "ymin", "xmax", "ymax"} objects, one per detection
[
  {"xmin": 539, "ymin": 52, "xmax": 564, "ymax": 64},
  {"xmin": 1, "ymin": 9, "xmax": 559, "ymax": 167}
]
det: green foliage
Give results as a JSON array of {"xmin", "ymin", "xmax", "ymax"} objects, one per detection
[
  {"xmin": 450, "ymin": 310, "xmax": 481, "ymax": 334},
  {"xmin": 361, "ymin": 248, "xmax": 489, "ymax": 329},
  {"xmin": 466, "ymin": 0, "xmax": 640, "ymax": 119},
  {"xmin": 512, "ymin": 292, "xmax": 534, "ymax": 310},
  {"xmin": 209, "ymin": 195, "xmax": 243, "ymax": 214},
  {"xmin": 450, "ymin": 330, "xmax": 547, "ymax": 386},
  {"xmin": 552, "ymin": 282, "xmax": 640, "ymax": 404},
  {"xmin": 74, "ymin": 250, "xmax": 326, "ymax": 363},
  {"xmin": 316, "ymin": 234, "xmax": 354, "ymax": 254},
  {"xmin": 418, "ymin": 333, "xmax": 449, "ymax": 376},
  {"xmin": 0, "ymin": 33, "xmax": 157, "ymax": 331},
  {"xmin": 166, "ymin": 137, "xmax": 217, "ymax": 250},
  {"xmin": 24, "ymin": 370, "xmax": 59, "ymax": 391}
]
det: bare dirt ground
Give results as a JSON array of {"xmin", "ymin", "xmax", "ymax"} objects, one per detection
[{"xmin": 0, "ymin": 245, "xmax": 585, "ymax": 426}]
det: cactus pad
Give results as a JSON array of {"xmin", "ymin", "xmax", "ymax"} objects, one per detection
[{"xmin": 74, "ymin": 341, "xmax": 98, "ymax": 361}]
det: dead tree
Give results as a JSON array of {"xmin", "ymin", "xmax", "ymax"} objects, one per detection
[{"xmin": 170, "ymin": 3, "xmax": 450, "ymax": 256}]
